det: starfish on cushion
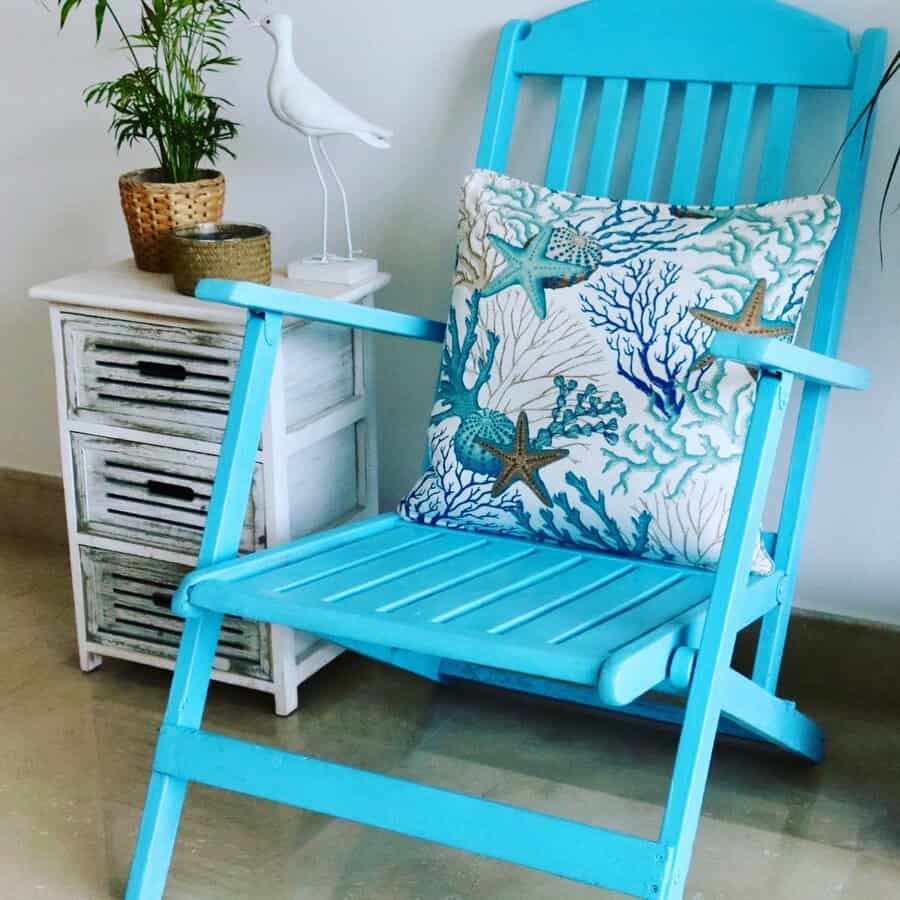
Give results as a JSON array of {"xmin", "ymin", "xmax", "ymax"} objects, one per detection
[
  {"xmin": 476, "ymin": 411, "xmax": 569, "ymax": 507},
  {"xmin": 483, "ymin": 224, "xmax": 593, "ymax": 319},
  {"xmin": 690, "ymin": 278, "xmax": 795, "ymax": 374}
]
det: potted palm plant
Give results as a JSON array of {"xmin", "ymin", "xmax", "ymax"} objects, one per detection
[{"xmin": 57, "ymin": 1, "xmax": 246, "ymax": 272}]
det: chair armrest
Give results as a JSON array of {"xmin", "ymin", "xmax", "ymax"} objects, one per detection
[
  {"xmin": 195, "ymin": 278, "xmax": 447, "ymax": 344},
  {"xmin": 709, "ymin": 334, "xmax": 869, "ymax": 391}
]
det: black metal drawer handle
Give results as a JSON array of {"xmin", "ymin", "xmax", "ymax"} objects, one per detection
[
  {"xmin": 151, "ymin": 592, "xmax": 174, "ymax": 610},
  {"xmin": 137, "ymin": 360, "xmax": 188, "ymax": 381},
  {"xmin": 147, "ymin": 479, "xmax": 197, "ymax": 502}
]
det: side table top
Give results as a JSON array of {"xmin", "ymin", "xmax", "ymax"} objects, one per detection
[{"xmin": 29, "ymin": 259, "xmax": 392, "ymax": 324}]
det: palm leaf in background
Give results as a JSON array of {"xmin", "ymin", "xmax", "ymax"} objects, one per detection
[
  {"xmin": 826, "ymin": 50, "xmax": 900, "ymax": 264},
  {"xmin": 55, "ymin": 1, "xmax": 247, "ymax": 183}
]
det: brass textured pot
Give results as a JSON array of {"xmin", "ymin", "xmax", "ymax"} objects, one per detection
[
  {"xmin": 119, "ymin": 168, "xmax": 225, "ymax": 273},
  {"xmin": 171, "ymin": 223, "xmax": 272, "ymax": 297}
]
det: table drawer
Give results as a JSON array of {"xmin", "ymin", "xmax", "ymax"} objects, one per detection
[
  {"xmin": 281, "ymin": 318, "xmax": 357, "ymax": 432},
  {"xmin": 72, "ymin": 434, "xmax": 265, "ymax": 555},
  {"xmin": 288, "ymin": 421, "xmax": 368, "ymax": 536},
  {"xmin": 80, "ymin": 546, "xmax": 271, "ymax": 679},
  {"xmin": 62, "ymin": 313, "xmax": 240, "ymax": 442}
]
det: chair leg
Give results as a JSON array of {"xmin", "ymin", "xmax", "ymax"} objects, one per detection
[
  {"xmin": 126, "ymin": 773, "xmax": 189, "ymax": 900},
  {"xmin": 654, "ymin": 669, "xmax": 727, "ymax": 899},
  {"xmin": 125, "ymin": 611, "xmax": 225, "ymax": 900},
  {"xmin": 751, "ymin": 600, "xmax": 792, "ymax": 692},
  {"xmin": 720, "ymin": 668, "xmax": 823, "ymax": 762},
  {"xmin": 653, "ymin": 373, "xmax": 794, "ymax": 899}
]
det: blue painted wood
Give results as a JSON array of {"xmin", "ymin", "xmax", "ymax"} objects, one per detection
[
  {"xmin": 756, "ymin": 86, "xmax": 800, "ymax": 202},
  {"xmin": 669, "ymin": 82, "xmax": 713, "ymax": 205},
  {"xmin": 597, "ymin": 571, "xmax": 777, "ymax": 709},
  {"xmin": 196, "ymin": 312, "xmax": 285, "ymax": 570},
  {"xmin": 127, "ymin": 311, "xmax": 283, "ymax": 900},
  {"xmin": 439, "ymin": 556, "xmax": 634, "ymax": 632},
  {"xmin": 256, "ymin": 524, "xmax": 456, "ymax": 596},
  {"xmin": 719, "ymin": 668, "xmax": 824, "ymax": 761},
  {"xmin": 439, "ymin": 661, "xmax": 772, "ymax": 748},
  {"xmin": 511, "ymin": 571, "xmax": 687, "ymax": 655},
  {"xmin": 710, "ymin": 333, "xmax": 870, "ymax": 390},
  {"xmin": 195, "ymin": 279, "xmax": 446, "ymax": 343},
  {"xmin": 712, "ymin": 84, "xmax": 758, "ymax": 205},
  {"xmin": 178, "ymin": 514, "xmax": 773, "ymax": 710},
  {"xmin": 476, "ymin": 20, "xmax": 530, "ymax": 171},
  {"xmin": 129, "ymin": 4, "xmax": 884, "ymax": 900},
  {"xmin": 513, "ymin": 0, "xmax": 855, "ymax": 87},
  {"xmin": 319, "ymin": 546, "xmax": 572, "ymax": 621},
  {"xmin": 173, "ymin": 514, "xmax": 401, "ymax": 617},
  {"xmin": 185, "ymin": 527, "xmax": 717, "ymax": 690},
  {"xmin": 155, "ymin": 724, "xmax": 673, "ymax": 897},
  {"xmin": 754, "ymin": 28, "xmax": 887, "ymax": 692},
  {"xmin": 598, "ymin": 600, "xmax": 707, "ymax": 707},
  {"xmin": 332, "ymin": 639, "xmax": 445, "ymax": 681},
  {"xmin": 545, "ymin": 76, "xmax": 588, "ymax": 190},
  {"xmin": 627, "ymin": 80, "xmax": 670, "ymax": 199},
  {"xmin": 658, "ymin": 372, "xmax": 794, "ymax": 897},
  {"xmin": 584, "ymin": 78, "xmax": 629, "ymax": 196}
]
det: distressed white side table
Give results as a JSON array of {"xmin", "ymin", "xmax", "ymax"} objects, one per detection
[{"xmin": 31, "ymin": 260, "xmax": 388, "ymax": 715}]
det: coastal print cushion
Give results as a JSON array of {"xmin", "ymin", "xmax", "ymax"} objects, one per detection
[{"xmin": 399, "ymin": 170, "xmax": 841, "ymax": 574}]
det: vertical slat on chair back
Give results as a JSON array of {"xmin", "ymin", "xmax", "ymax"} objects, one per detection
[
  {"xmin": 584, "ymin": 78, "xmax": 629, "ymax": 196},
  {"xmin": 756, "ymin": 86, "xmax": 800, "ymax": 201},
  {"xmin": 494, "ymin": 72, "xmax": 797, "ymax": 209},
  {"xmin": 545, "ymin": 76, "xmax": 588, "ymax": 190},
  {"xmin": 712, "ymin": 84, "xmax": 758, "ymax": 205},
  {"xmin": 477, "ymin": 1, "xmax": 863, "ymax": 208},
  {"xmin": 476, "ymin": 0, "xmax": 886, "ymax": 572},
  {"xmin": 669, "ymin": 82, "xmax": 713, "ymax": 205},
  {"xmin": 626, "ymin": 81, "xmax": 671, "ymax": 199}
]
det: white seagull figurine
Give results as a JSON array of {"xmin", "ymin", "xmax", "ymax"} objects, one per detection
[{"xmin": 258, "ymin": 12, "xmax": 393, "ymax": 262}]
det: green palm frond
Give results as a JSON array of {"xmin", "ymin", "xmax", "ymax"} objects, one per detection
[
  {"xmin": 57, "ymin": 1, "xmax": 247, "ymax": 183},
  {"xmin": 824, "ymin": 51, "xmax": 900, "ymax": 264}
]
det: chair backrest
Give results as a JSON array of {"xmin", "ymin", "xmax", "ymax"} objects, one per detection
[{"xmin": 474, "ymin": 0, "xmax": 885, "ymax": 573}]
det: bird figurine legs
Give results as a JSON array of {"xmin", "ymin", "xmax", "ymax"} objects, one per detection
[
  {"xmin": 307, "ymin": 135, "xmax": 330, "ymax": 262},
  {"xmin": 305, "ymin": 137, "xmax": 355, "ymax": 261},
  {"xmin": 291, "ymin": 134, "xmax": 378, "ymax": 284},
  {"xmin": 318, "ymin": 138, "xmax": 355, "ymax": 260}
]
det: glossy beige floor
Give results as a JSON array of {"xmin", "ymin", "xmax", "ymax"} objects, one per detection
[{"xmin": 2, "ymin": 538, "xmax": 898, "ymax": 900}]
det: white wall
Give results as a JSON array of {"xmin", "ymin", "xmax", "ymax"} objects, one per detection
[{"xmin": 2, "ymin": 1, "xmax": 898, "ymax": 624}]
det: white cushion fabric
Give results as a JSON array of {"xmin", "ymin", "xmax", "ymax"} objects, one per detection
[{"xmin": 399, "ymin": 170, "xmax": 841, "ymax": 574}]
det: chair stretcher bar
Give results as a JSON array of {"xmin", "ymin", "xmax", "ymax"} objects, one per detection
[{"xmin": 154, "ymin": 724, "xmax": 672, "ymax": 898}]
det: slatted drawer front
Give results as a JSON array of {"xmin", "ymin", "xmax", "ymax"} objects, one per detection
[
  {"xmin": 80, "ymin": 547, "xmax": 271, "ymax": 679},
  {"xmin": 62, "ymin": 313, "xmax": 241, "ymax": 441},
  {"xmin": 72, "ymin": 434, "xmax": 265, "ymax": 555}
]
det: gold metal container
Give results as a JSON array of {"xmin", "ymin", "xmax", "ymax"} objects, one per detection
[{"xmin": 170, "ymin": 223, "xmax": 272, "ymax": 297}]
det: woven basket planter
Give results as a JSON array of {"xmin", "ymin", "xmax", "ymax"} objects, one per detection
[
  {"xmin": 119, "ymin": 168, "xmax": 225, "ymax": 273},
  {"xmin": 171, "ymin": 223, "xmax": 272, "ymax": 297}
]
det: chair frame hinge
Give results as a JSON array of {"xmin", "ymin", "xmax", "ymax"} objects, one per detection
[
  {"xmin": 777, "ymin": 375, "xmax": 791, "ymax": 409},
  {"xmin": 257, "ymin": 309, "xmax": 281, "ymax": 346},
  {"xmin": 171, "ymin": 582, "xmax": 201, "ymax": 619},
  {"xmin": 667, "ymin": 646, "xmax": 697, "ymax": 692},
  {"xmin": 775, "ymin": 574, "xmax": 796, "ymax": 606}
]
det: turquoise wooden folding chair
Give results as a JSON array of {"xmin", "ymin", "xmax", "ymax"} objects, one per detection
[{"xmin": 125, "ymin": 2, "xmax": 884, "ymax": 897}]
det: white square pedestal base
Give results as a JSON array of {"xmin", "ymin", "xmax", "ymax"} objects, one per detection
[{"xmin": 288, "ymin": 257, "xmax": 379, "ymax": 286}]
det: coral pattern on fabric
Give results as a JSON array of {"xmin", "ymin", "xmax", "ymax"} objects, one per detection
[{"xmin": 399, "ymin": 170, "xmax": 841, "ymax": 573}]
